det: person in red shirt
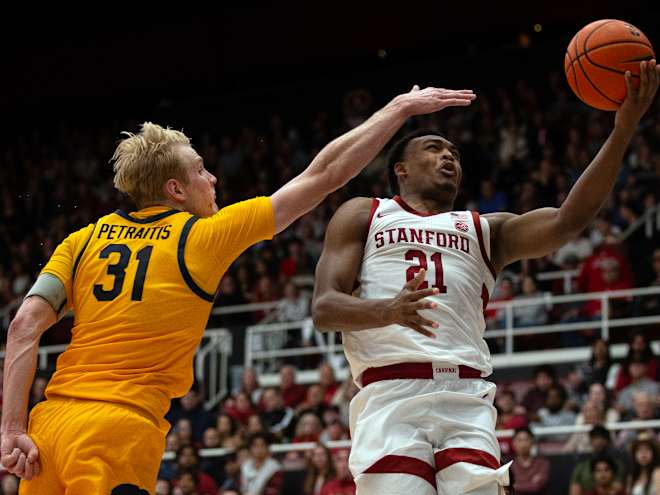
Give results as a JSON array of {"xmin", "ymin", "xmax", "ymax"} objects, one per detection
[
  {"xmin": 319, "ymin": 363, "xmax": 339, "ymax": 405},
  {"xmin": 496, "ymin": 390, "xmax": 528, "ymax": 458},
  {"xmin": 173, "ymin": 446, "xmax": 218, "ymax": 495},
  {"xmin": 224, "ymin": 391, "xmax": 258, "ymax": 427},
  {"xmin": 509, "ymin": 428, "xmax": 550, "ymax": 495},
  {"xmin": 577, "ymin": 239, "xmax": 634, "ymax": 319},
  {"xmin": 280, "ymin": 365, "xmax": 307, "ymax": 409},
  {"xmin": 320, "ymin": 449, "xmax": 356, "ymax": 495}
]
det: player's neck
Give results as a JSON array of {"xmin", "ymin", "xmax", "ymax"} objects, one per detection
[
  {"xmin": 398, "ymin": 191, "xmax": 454, "ymax": 214},
  {"xmin": 138, "ymin": 199, "xmax": 182, "ymax": 212}
]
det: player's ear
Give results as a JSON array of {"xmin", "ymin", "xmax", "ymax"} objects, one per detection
[
  {"xmin": 394, "ymin": 161, "xmax": 408, "ymax": 180},
  {"xmin": 163, "ymin": 178, "xmax": 186, "ymax": 204}
]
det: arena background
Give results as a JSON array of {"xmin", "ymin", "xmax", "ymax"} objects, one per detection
[{"xmin": 1, "ymin": 4, "xmax": 660, "ymax": 495}]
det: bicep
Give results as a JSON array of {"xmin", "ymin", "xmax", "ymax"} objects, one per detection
[
  {"xmin": 488, "ymin": 207, "xmax": 570, "ymax": 270},
  {"xmin": 313, "ymin": 198, "xmax": 371, "ymax": 298}
]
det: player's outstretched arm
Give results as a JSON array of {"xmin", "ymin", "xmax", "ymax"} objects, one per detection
[
  {"xmin": 486, "ymin": 60, "xmax": 660, "ymax": 273},
  {"xmin": 270, "ymin": 86, "xmax": 476, "ymax": 233},
  {"xmin": 1, "ymin": 296, "xmax": 56, "ymax": 480},
  {"xmin": 312, "ymin": 198, "xmax": 438, "ymax": 336}
]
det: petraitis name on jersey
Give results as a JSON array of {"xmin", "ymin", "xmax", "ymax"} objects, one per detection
[{"xmin": 373, "ymin": 227, "xmax": 470, "ymax": 253}]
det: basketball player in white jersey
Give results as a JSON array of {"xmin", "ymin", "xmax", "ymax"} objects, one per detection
[{"xmin": 312, "ymin": 60, "xmax": 659, "ymax": 495}]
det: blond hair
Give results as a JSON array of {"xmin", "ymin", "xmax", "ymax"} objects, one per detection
[{"xmin": 112, "ymin": 122, "xmax": 191, "ymax": 207}]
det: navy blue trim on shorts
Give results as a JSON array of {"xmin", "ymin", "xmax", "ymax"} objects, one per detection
[
  {"xmin": 177, "ymin": 216, "xmax": 215, "ymax": 302},
  {"xmin": 114, "ymin": 209, "xmax": 180, "ymax": 224}
]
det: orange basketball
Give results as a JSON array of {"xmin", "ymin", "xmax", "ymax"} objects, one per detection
[{"xmin": 564, "ymin": 19, "xmax": 655, "ymax": 111}]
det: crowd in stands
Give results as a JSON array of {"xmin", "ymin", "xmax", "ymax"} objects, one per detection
[{"xmin": 1, "ymin": 69, "xmax": 660, "ymax": 493}]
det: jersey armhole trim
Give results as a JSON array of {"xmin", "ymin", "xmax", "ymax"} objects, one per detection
[
  {"xmin": 366, "ymin": 198, "xmax": 380, "ymax": 231},
  {"xmin": 178, "ymin": 216, "xmax": 215, "ymax": 302},
  {"xmin": 72, "ymin": 223, "xmax": 97, "ymax": 283},
  {"xmin": 471, "ymin": 211, "xmax": 497, "ymax": 279}
]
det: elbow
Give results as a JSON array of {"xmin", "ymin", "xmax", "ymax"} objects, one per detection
[
  {"xmin": 555, "ymin": 208, "xmax": 587, "ymax": 240},
  {"xmin": 311, "ymin": 297, "xmax": 332, "ymax": 333},
  {"xmin": 7, "ymin": 315, "xmax": 40, "ymax": 345}
]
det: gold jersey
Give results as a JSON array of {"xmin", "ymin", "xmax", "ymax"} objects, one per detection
[{"xmin": 40, "ymin": 197, "xmax": 274, "ymax": 432}]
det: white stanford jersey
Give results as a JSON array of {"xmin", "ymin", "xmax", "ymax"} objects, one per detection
[{"xmin": 344, "ymin": 196, "xmax": 497, "ymax": 385}]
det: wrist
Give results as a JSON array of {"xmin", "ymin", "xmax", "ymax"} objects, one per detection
[
  {"xmin": 375, "ymin": 298, "xmax": 395, "ymax": 326},
  {"xmin": 381, "ymin": 97, "xmax": 413, "ymax": 121}
]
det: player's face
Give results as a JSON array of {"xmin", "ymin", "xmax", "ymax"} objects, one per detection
[
  {"xmin": 398, "ymin": 136, "xmax": 462, "ymax": 201},
  {"xmin": 177, "ymin": 145, "xmax": 218, "ymax": 217}
]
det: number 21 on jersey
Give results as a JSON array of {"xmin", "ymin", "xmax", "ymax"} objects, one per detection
[{"xmin": 405, "ymin": 249, "xmax": 448, "ymax": 293}]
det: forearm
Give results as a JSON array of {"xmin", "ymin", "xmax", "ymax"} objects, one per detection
[
  {"xmin": 1, "ymin": 326, "xmax": 40, "ymax": 434},
  {"xmin": 306, "ymin": 101, "xmax": 409, "ymax": 188},
  {"xmin": 313, "ymin": 290, "xmax": 392, "ymax": 332},
  {"xmin": 557, "ymin": 123, "xmax": 636, "ymax": 233}
]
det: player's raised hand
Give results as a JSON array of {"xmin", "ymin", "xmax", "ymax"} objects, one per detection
[
  {"xmin": 0, "ymin": 432, "xmax": 41, "ymax": 480},
  {"xmin": 384, "ymin": 268, "xmax": 439, "ymax": 338},
  {"xmin": 616, "ymin": 59, "xmax": 660, "ymax": 129},
  {"xmin": 389, "ymin": 85, "xmax": 477, "ymax": 118}
]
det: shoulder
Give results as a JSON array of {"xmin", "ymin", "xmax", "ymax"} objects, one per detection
[
  {"xmin": 482, "ymin": 212, "xmax": 517, "ymax": 231},
  {"xmin": 327, "ymin": 197, "xmax": 375, "ymax": 235}
]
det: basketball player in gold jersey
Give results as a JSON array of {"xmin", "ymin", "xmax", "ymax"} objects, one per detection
[{"xmin": 1, "ymin": 86, "xmax": 476, "ymax": 494}]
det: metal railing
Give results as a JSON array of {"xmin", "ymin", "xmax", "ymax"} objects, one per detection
[
  {"xmin": 621, "ymin": 202, "xmax": 660, "ymax": 240},
  {"xmin": 243, "ymin": 285, "xmax": 660, "ymax": 370}
]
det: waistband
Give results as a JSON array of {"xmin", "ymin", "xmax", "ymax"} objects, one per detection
[{"xmin": 361, "ymin": 362, "xmax": 482, "ymax": 386}]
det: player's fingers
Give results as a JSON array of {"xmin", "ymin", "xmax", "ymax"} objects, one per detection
[
  {"xmin": 409, "ymin": 287, "xmax": 440, "ymax": 300},
  {"xmin": 27, "ymin": 445, "xmax": 39, "ymax": 464},
  {"xmin": 439, "ymin": 99, "xmax": 474, "ymax": 108},
  {"xmin": 1, "ymin": 448, "xmax": 20, "ymax": 468},
  {"xmin": 23, "ymin": 459, "xmax": 33, "ymax": 480},
  {"xmin": 15, "ymin": 452, "xmax": 26, "ymax": 476},
  {"xmin": 624, "ymin": 70, "xmax": 636, "ymax": 100},
  {"xmin": 411, "ymin": 314, "xmax": 439, "ymax": 329},
  {"xmin": 407, "ymin": 323, "xmax": 436, "ymax": 338},
  {"xmin": 404, "ymin": 268, "xmax": 426, "ymax": 290},
  {"xmin": 639, "ymin": 61, "xmax": 649, "ymax": 98},
  {"xmin": 415, "ymin": 299, "xmax": 437, "ymax": 311}
]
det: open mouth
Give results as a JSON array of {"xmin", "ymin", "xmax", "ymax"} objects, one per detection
[{"xmin": 439, "ymin": 168, "xmax": 456, "ymax": 177}]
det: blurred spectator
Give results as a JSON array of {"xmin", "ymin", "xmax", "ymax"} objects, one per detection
[
  {"xmin": 293, "ymin": 412, "xmax": 323, "ymax": 443},
  {"xmin": 274, "ymin": 281, "xmax": 309, "ymax": 323},
  {"xmin": 160, "ymin": 433, "xmax": 181, "ymax": 479},
  {"xmin": 577, "ymin": 339, "xmax": 614, "ymax": 391},
  {"xmin": 617, "ymin": 393, "xmax": 659, "ymax": 451},
  {"xmin": 485, "ymin": 277, "xmax": 515, "ymax": 331},
  {"xmin": 616, "ymin": 358, "xmax": 660, "ymax": 418},
  {"xmin": 641, "ymin": 248, "xmax": 660, "ymax": 315},
  {"xmin": 553, "ymin": 229, "xmax": 593, "ymax": 267},
  {"xmin": 216, "ymin": 413, "xmax": 242, "ymax": 449},
  {"xmin": 225, "ymin": 391, "xmax": 258, "ymax": 427},
  {"xmin": 279, "ymin": 238, "xmax": 313, "ymax": 278},
  {"xmin": 522, "ymin": 365, "xmax": 557, "ymax": 421},
  {"xmin": 330, "ymin": 374, "xmax": 359, "ymax": 427},
  {"xmin": 214, "ymin": 274, "xmax": 249, "ymax": 326},
  {"xmin": 27, "ymin": 371, "xmax": 49, "ymax": 412},
  {"xmin": 563, "ymin": 400, "xmax": 607, "ymax": 454},
  {"xmin": 280, "ymin": 365, "xmax": 307, "ymax": 409},
  {"xmin": 167, "ymin": 387, "xmax": 213, "ymax": 444},
  {"xmin": 533, "ymin": 385, "xmax": 576, "ymax": 437},
  {"xmin": 615, "ymin": 332, "xmax": 659, "ymax": 391},
  {"xmin": 247, "ymin": 414, "xmax": 267, "ymax": 435},
  {"xmin": 241, "ymin": 433, "xmax": 283, "ymax": 495},
  {"xmin": 261, "ymin": 387, "xmax": 295, "ymax": 440},
  {"xmin": 513, "ymin": 275, "xmax": 550, "ymax": 333},
  {"xmin": 496, "ymin": 389, "xmax": 528, "ymax": 458},
  {"xmin": 176, "ymin": 468, "xmax": 200, "ymax": 495},
  {"xmin": 219, "ymin": 449, "xmax": 247, "ymax": 494},
  {"xmin": 241, "ymin": 368, "xmax": 264, "ymax": 407},
  {"xmin": 569, "ymin": 426, "xmax": 625, "ymax": 495},
  {"xmin": 200, "ymin": 427, "xmax": 225, "ymax": 485},
  {"xmin": 478, "ymin": 179, "xmax": 508, "ymax": 213},
  {"xmin": 576, "ymin": 384, "xmax": 619, "ymax": 425},
  {"xmin": 627, "ymin": 436, "xmax": 660, "ymax": 495},
  {"xmin": 156, "ymin": 479, "xmax": 173, "ymax": 495},
  {"xmin": 509, "ymin": 427, "xmax": 550, "ymax": 495},
  {"xmin": 175, "ymin": 418, "xmax": 195, "ymax": 448},
  {"xmin": 303, "ymin": 444, "xmax": 337, "ymax": 495},
  {"xmin": 584, "ymin": 457, "xmax": 625, "ymax": 495},
  {"xmin": 320, "ymin": 449, "xmax": 355, "ymax": 495},
  {"xmin": 297, "ymin": 384, "xmax": 329, "ymax": 418},
  {"xmin": 174, "ymin": 445, "xmax": 218, "ymax": 495},
  {"xmin": 318, "ymin": 363, "xmax": 339, "ymax": 405}
]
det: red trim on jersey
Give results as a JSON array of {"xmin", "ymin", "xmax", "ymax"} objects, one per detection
[
  {"xmin": 434, "ymin": 448, "xmax": 500, "ymax": 472},
  {"xmin": 481, "ymin": 284, "xmax": 490, "ymax": 314},
  {"xmin": 361, "ymin": 362, "xmax": 482, "ymax": 386},
  {"xmin": 393, "ymin": 195, "xmax": 438, "ymax": 217},
  {"xmin": 471, "ymin": 211, "xmax": 497, "ymax": 279},
  {"xmin": 367, "ymin": 198, "xmax": 381, "ymax": 231},
  {"xmin": 364, "ymin": 455, "xmax": 437, "ymax": 488}
]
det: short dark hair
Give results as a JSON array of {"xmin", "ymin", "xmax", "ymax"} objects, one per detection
[
  {"xmin": 176, "ymin": 445, "xmax": 198, "ymax": 461},
  {"xmin": 589, "ymin": 425, "xmax": 611, "ymax": 442},
  {"xmin": 532, "ymin": 364, "xmax": 556, "ymax": 380},
  {"xmin": 547, "ymin": 384, "xmax": 567, "ymax": 403},
  {"xmin": 513, "ymin": 427, "xmax": 534, "ymax": 440},
  {"xmin": 386, "ymin": 129, "xmax": 447, "ymax": 195},
  {"xmin": 591, "ymin": 455, "xmax": 617, "ymax": 474},
  {"xmin": 247, "ymin": 431, "xmax": 272, "ymax": 448},
  {"xmin": 177, "ymin": 467, "xmax": 198, "ymax": 484}
]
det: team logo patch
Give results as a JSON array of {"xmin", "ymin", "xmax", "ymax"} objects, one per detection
[{"xmin": 454, "ymin": 221, "xmax": 469, "ymax": 232}]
